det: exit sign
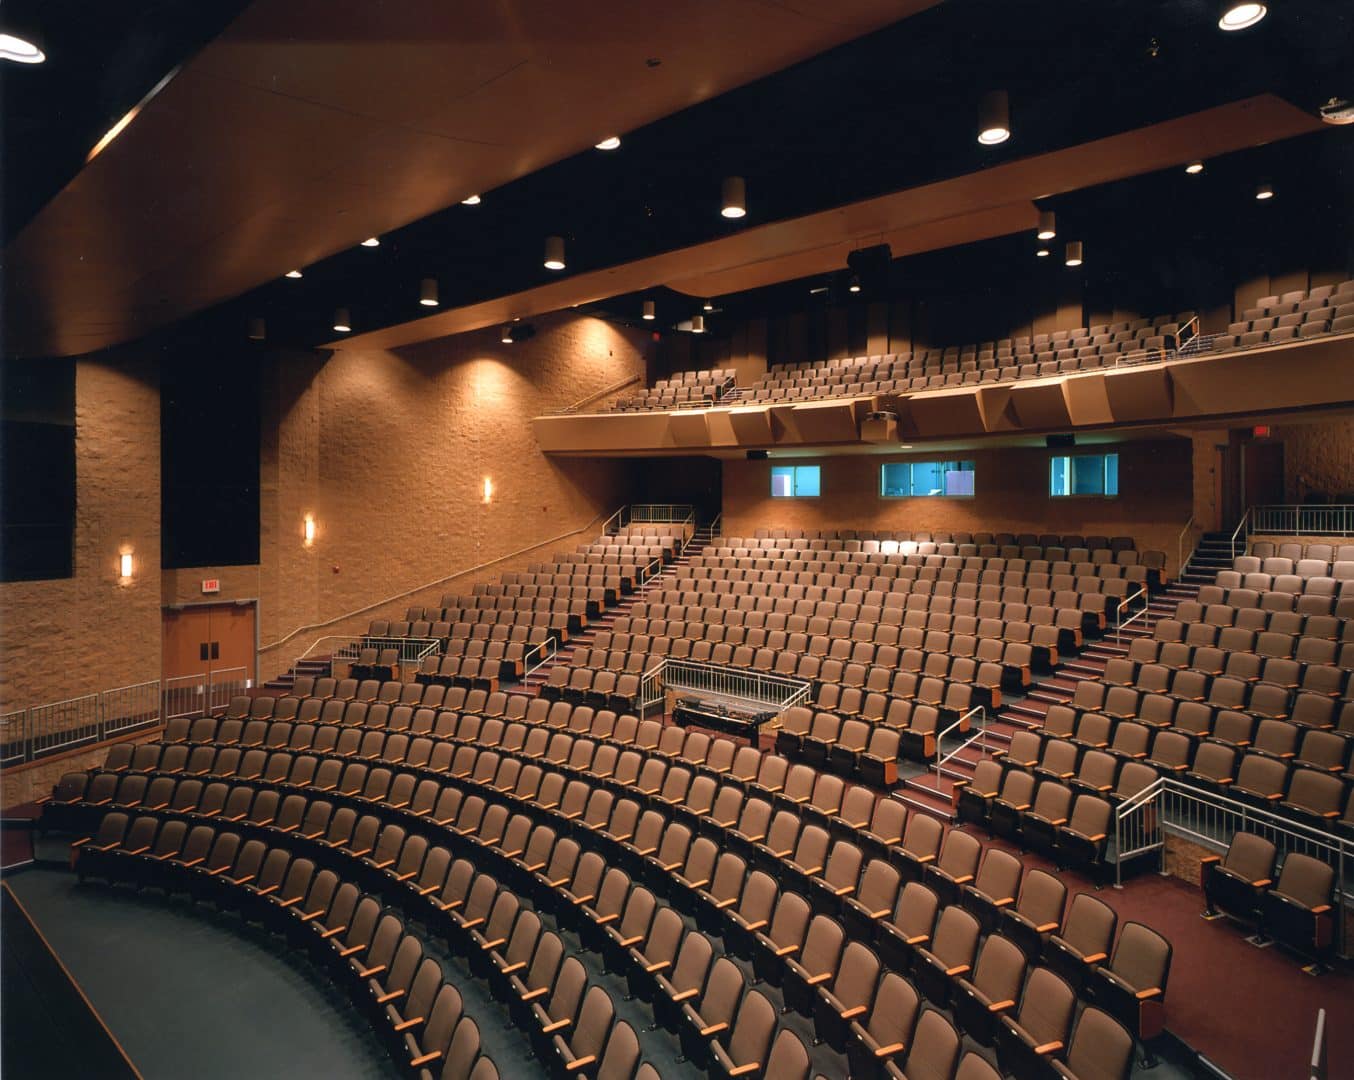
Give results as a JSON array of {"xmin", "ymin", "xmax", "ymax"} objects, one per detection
[
  {"xmin": 1253, "ymin": 425, "xmax": 1271, "ymax": 438},
  {"xmin": 201, "ymin": 579, "xmax": 221, "ymax": 594}
]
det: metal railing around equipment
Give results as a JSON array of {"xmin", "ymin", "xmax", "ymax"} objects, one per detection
[
  {"xmin": 639, "ymin": 658, "xmax": 812, "ymax": 720},
  {"xmin": 1250, "ymin": 504, "xmax": 1354, "ymax": 538},
  {"xmin": 1114, "ymin": 775, "xmax": 1351, "ymax": 956},
  {"xmin": 1113, "ymin": 585, "xmax": 1148, "ymax": 643}
]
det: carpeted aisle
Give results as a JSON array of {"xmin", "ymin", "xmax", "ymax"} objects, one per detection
[{"xmin": 7, "ymin": 868, "xmax": 399, "ymax": 1080}]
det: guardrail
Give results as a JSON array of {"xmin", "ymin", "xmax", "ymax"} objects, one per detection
[
  {"xmin": 909, "ymin": 706, "xmax": 989, "ymax": 796},
  {"xmin": 296, "ymin": 635, "xmax": 442, "ymax": 671},
  {"xmin": 1113, "ymin": 585, "xmax": 1148, "ymax": 643},
  {"xmin": 2, "ymin": 679, "xmax": 169, "ymax": 767},
  {"xmin": 1250, "ymin": 504, "xmax": 1354, "ymax": 538},
  {"xmin": 1114, "ymin": 775, "xmax": 1350, "ymax": 956},
  {"xmin": 637, "ymin": 658, "xmax": 812, "ymax": 719},
  {"xmin": 523, "ymin": 636, "xmax": 558, "ymax": 679}
]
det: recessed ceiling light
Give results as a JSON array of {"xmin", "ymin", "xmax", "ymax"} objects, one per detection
[
  {"xmin": 1036, "ymin": 210, "xmax": 1056, "ymax": 240},
  {"xmin": 900, "ymin": 444, "xmax": 914, "ymax": 450},
  {"xmin": 544, "ymin": 235, "xmax": 566, "ymax": 271},
  {"xmin": 461, "ymin": 194, "xmax": 482, "ymax": 205},
  {"xmin": 1035, "ymin": 247, "xmax": 1051, "ymax": 258},
  {"xmin": 1185, "ymin": 160, "xmax": 1205, "ymax": 174},
  {"xmin": 1255, "ymin": 179, "xmax": 1274, "ymax": 200},
  {"xmin": 0, "ymin": 32, "xmax": 44, "ymax": 64},
  {"xmin": 595, "ymin": 136, "xmax": 621, "ymax": 151},
  {"xmin": 721, "ymin": 177, "xmax": 747, "ymax": 219},
  {"xmin": 1064, "ymin": 240, "xmax": 1084, "ymax": 267},
  {"xmin": 360, "ymin": 236, "xmax": 380, "ymax": 247},
  {"xmin": 978, "ymin": 90, "xmax": 1010, "ymax": 145},
  {"xmin": 284, "ymin": 269, "xmax": 303, "ymax": 279},
  {"xmin": 1218, "ymin": 2, "xmax": 1267, "ymax": 31},
  {"xmin": 642, "ymin": 300, "xmax": 655, "ymax": 320},
  {"xmin": 333, "ymin": 308, "xmax": 352, "ymax": 333},
  {"xmin": 419, "ymin": 278, "xmax": 439, "ymax": 306}
]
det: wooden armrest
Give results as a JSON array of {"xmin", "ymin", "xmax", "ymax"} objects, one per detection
[
  {"xmin": 839, "ymin": 1005, "xmax": 868, "ymax": 1021},
  {"xmin": 832, "ymin": 884, "xmax": 854, "ymax": 896},
  {"xmin": 944, "ymin": 964, "xmax": 970, "ymax": 977},
  {"xmin": 417, "ymin": 883, "xmax": 440, "ymax": 896},
  {"xmin": 1082, "ymin": 952, "xmax": 1107, "ymax": 964},
  {"xmin": 615, "ymin": 934, "xmax": 643, "ymax": 948},
  {"xmin": 1036, "ymin": 921, "xmax": 1058, "ymax": 933},
  {"xmin": 670, "ymin": 988, "xmax": 699, "ymax": 1003},
  {"xmin": 297, "ymin": 908, "xmax": 326, "ymax": 922},
  {"xmin": 254, "ymin": 884, "xmax": 279, "ymax": 896},
  {"xmin": 644, "ymin": 960, "xmax": 671, "ymax": 974},
  {"xmin": 726, "ymin": 1064, "xmax": 760, "ymax": 1078},
  {"xmin": 1199, "ymin": 855, "xmax": 1221, "ymax": 866},
  {"xmin": 1135, "ymin": 987, "xmax": 1161, "ymax": 1001},
  {"xmin": 376, "ymin": 989, "xmax": 405, "ymax": 1005},
  {"xmin": 906, "ymin": 933, "xmax": 929, "ymax": 946},
  {"xmin": 408, "ymin": 1051, "xmax": 443, "ymax": 1068},
  {"xmin": 564, "ymin": 1056, "xmax": 596, "ymax": 1072},
  {"xmin": 477, "ymin": 937, "xmax": 507, "ymax": 951},
  {"xmin": 592, "ymin": 912, "xmax": 618, "ymax": 926},
  {"xmin": 988, "ymin": 999, "xmax": 1015, "ymax": 1012},
  {"xmin": 357, "ymin": 964, "xmax": 387, "ymax": 978},
  {"xmin": 1311, "ymin": 904, "xmax": 1332, "ymax": 914},
  {"xmin": 804, "ymin": 972, "xmax": 831, "ymax": 986},
  {"xmin": 369, "ymin": 858, "xmax": 395, "ymax": 870},
  {"xmin": 1034, "ymin": 1041, "xmax": 1064, "ymax": 1055},
  {"xmin": 394, "ymin": 870, "xmax": 417, "ymax": 882},
  {"xmin": 497, "ymin": 961, "xmax": 526, "ymax": 976},
  {"xmin": 178, "ymin": 857, "xmax": 205, "ymax": 868},
  {"xmin": 458, "ymin": 917, "xmax": 484, "ymax": 931},
  {"xmin": 228, "ymin": 873, "xmax": 256, "ymax": 885},
  {"xmin": 393, "ymin": 1017, "xmax": 424, "ymax": 1033},
  {"xmin": 699, "ymin": 1022, "xmax": 729, "ymax": 1037},
  {"xmin": 773, "ymin": 944, "xmax": 798, "ymax": 957},
  {"xmin": 126, "ymin": 845, "xmax": 151, "ymax": 855},
  {"xmin": 519, "ymin": 986, "xmax": 549, "ymax": 1002},
  {"xmin": 950, "ymin": 874, "xmax": 973, "ymax": 886},
  {"xmin": 541, "ymin": 1019, "xmax": 571, "ymax": 1035},
  {"xmin": 873, "ymin": 1042, "xmax": 906, "ymax": 1057},
  {"xmin": 276, "ymin": 896, "xmax": 301, "ymax": 909}
]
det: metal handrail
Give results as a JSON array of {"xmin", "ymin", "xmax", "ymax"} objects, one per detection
[
  {"xmin": 1175, "ymin": 515, "xmax": 1196, "ymax": 580},
  {"xmin": 706, "ymin": 513, "xmax": 723, "ymax": 542},
  {"xmin": 523, "ymin": 636, "xmax": 558, "ymax": 678},
  {"xmin": 922, "ymin": 706, "xmax": 989, "ymax": 789},
  {"xmin": 296, "ymin": 635, "xmax": 441, "ymax": 668},
  {"xmin": 1, "ymin": 679, "xmax": 167, "ymax": 767},
  {"xmin": 553, "ymin": 373, "xmax": 645, "ymax": 415},
  {"xmin": 1113, "ymin": 585, "xmax": 1148, "ymax": 643},
  {"xmin": 1231, "ymin": 508, "xmax": 1251, "ymax": 558},
  {"xmin": 1249, "ymin": 504, "xmax": 1354, "ymax": 538}
]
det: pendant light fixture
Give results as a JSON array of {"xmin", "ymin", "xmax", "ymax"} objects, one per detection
[
  {"xmin": 721, "ymin": 177, "xmax": 746, "ymax": 218},
  {"xmin": 544, "ymin": 235, "xmax": 566, "ymax": 270},
  {"xmin": 978, "ymin": 90, "xmax": 1011, "ymax": 145}
]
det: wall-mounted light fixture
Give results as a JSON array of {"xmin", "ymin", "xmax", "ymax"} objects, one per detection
[
  {"xmin": 303, "ymin": 515, "xmax": 316, "ymax": 545},
  {"xmin": 483, "ymin": 478, "xmax": 494, "ymax": 504},
  {"xmin": 118, "ymin": 551, "xmax": 134, "ymax": 579}
]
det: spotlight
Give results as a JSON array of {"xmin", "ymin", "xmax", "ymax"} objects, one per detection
[
  {"xmin": 360, "ymin": 236, "xmax": 380, "ymax": 248},
  {"xmin": 1064, "ymin": 241, "xmax": 1084, "ymax": 267},
  {"xmin": 594, "ymin": 136, "xmax": 621, "ymax": 151},
  {"xmin": 848, "ymin": 275, "xmax": 862, "ymax": 294},
  {"xmin": 1037, "ymin": 210, "xmax": 1056, "ymax": 240},
  {"xmin": 284, "ymin": 269, "xmax": 303, "ymax": 279},
  {"xmin": 501, "ymin": 324, "xmax": 514, "ymax": 343},
  {"xmin": 1035, "ymin": 247, "xmax": 1051, "ymax": 258},
  {"xmin": 721, "ymin": 177, "xmax": 746, "ymax": 219},
  {"xmin": 0, "ymin": 31, "xmax": 43, "ymax": 64},
  {"xmin": 419, "ymin": 278, "xmax": 439, "ymax": 306},
  {"xmin": 333, "ymin": 308, "xmax": 352, "ymax": 333},
  {"xmin": 1218, "ymin": 2, "xmax": 1267, "ymax": 31},
  {"xmin": 703, "ymin": 299, "xmax": 714, "ymax": 312},
  {"xmin": 691, "ymin": 314, "xmax": 706, "ymax": 333},
  {"xmin": 1255, "ymin": 179, "xmax": 1274, "ymax": 200},
  {"xmin": 461, "ymin": 194, "xmax": 481, "ymax": 205},
  {"xmin": 544, "ymin": 235, "xmax": 566, "ymax": 270},
  {"xmin": 642, "ymin": 300, "xmax": 655, "ymax": 321},
  {"xmin": 502, "ymin": 322, "xmax": 537, "ymax": 344},
  {"xmin": 1185, "ymin": 160, "xmax": 1205, "ymax": 174},
  {"xmin": 978, "ymin": 90, "xmax": 1010, "ymax": 145}
]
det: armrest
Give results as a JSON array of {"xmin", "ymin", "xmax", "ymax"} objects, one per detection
[
  {"xmin": 1082, "ymin": 952, "xmax": 1107, "ymax": 964},
  {"xmin": 726, "ymin": 1064, "xmax": 760, "ymax": 1078},
  {"xmin": 839, "ymin": 1005, "xmax": 868, "ymax": 1021},
  {"xmin": 987, "ymin": 999, "xmax": 1015, "ymax": 1012},
  {"xmin": 393, "ymin": 1017, "xmax": 424, "ymax": 1033},
  {"xmin": 944, "ymin": 964, "xmax": 971, "ymax": 977},
  {"xmin": 376, "ymin": 989, "xmax": 405, "ymax": 1005},
  {"xmin": 670, "ymin": 988, "xmax": 699, "ymax": 1003},
  {"xmin": 1135, "ymin": 987, "xmax": 1162, "ymax": 1001},
  {"xmin": 178, "ymin": 856, "xmax": 205, "ymax": 868},
  {"xmin": 699, "ymin": 1022, "xmax": 729, "ymax": 1038},
  {"xmin": 1034, "ymin": 1041, "xmax": 1064, "ymax": 1055},
  {"xmin": 540, "ymin": 1019, "xmax": 571, "ymax": 1036},
  {"xmin": 409, "ymin": 1052, "xmax": 443, "ymax": 1068},
  {"xmin": 357, "ymin": 964, "xmax": 387, "ymax": 978},
  {"xmin": 563, "ymin": 1056, "xmax": 596, "ymax": 1073},
  {"xmin": 804, "ymin": 972, "xmax": 832, "ymax": 986}
]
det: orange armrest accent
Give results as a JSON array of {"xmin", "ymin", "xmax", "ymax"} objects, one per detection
[
  {"xmin": 1034, "ymin": 1041, "xmax": 1064, "ymax": 1055},
  {"xmin": 874, "ymin": 1042, "xmax": 906, "ymax": 1057},
  {"xmin": 395, "ymin": 870, "xmax": 417, "ymax": 882},
  {"xmin": 357, "ymin": 964, "xmax": 387, "ymax": 978},
  {"xmin": 773, "ymin": 944, "xmax": 798, "ymax": 957},
  {"xmin": 568, "ymin": 892, "xmax": 593, "ymax": 905},
  {"xmin": 298, "ymin": 909, "xmax": 325, "ymax": 922},
  {"xmin": 126, "ymin": 845, "xmax": 151, "ymax": 855},
  {"xmin": 714, "ymin": 897, "xmax": 737, "ymax": 909},
  {"xmin": 409, "ymin": 1051, "xmax": 443, "ymax": 1068},
  {"xmin": 699, "ymin": 1022, "xmax": 729, "ymax": 1037},
  {"xmin": 616, "ymin": 934, "xmax": 643, "ymax": 948},
  {"xmin": 832, "ymin": 884, "xmax": 854, "ymax": 896},
  {"xmin": 520, "ymin": 987, "xmax": 549, "ymax": 1002},
  {"xmin": 230, "ymin": 873, "xmax": 256, "ymax": 885},
  {"xmin": 498, "ymin": 961, "xmax": 526, "ymax": 976},
  {"xmin": 945, "ymin": 964, "xmax": 971, "ymax": 976},
  {"xmin": 727, "ymin": 1064, "xmax": 760, "ymax": 1078},
  {"xmin": 417, "ymin": 884, "xmax": 439, "ymax": 896},
  {"xmin": 804, "ymin": 972, "xmax": 832, "ymax": 986},
  {"xmin": 376, "ymin": 989, "xmax": 405, "ymax": 1004},
  {"xmin": 179, "ymin": 857, "xmax": 205, "ymax": 868},
  {"xmin": 988, "ymin": 999, "xmax": 1015, "ymax": 1012},
  {"xmin": 255, "ymin": 884, "xmax": 279, "ymax": 896},
  {"xmin": 564, "ymin": 1057, "xmax": 596, "ymax": 1072},
  {"xmin": 645, "ymin": 960, "xmax": 671, "ymax": 974},
  {"xmin": 478, "ymin": 937, "xmax": 506, "ymax": 951},
  {"xmin": 302, "ymin": 829, "xmax": 324, "ymax": 840},
  {"xmin": 951, "ymin": 874, "xmax": 973, "ymax": 885},
  {"xmin": 1310, "ymin": 904, "xmax": 1332, "ymax": 915},
  {"xmin": 839, "ymin": 1005, "xmax": 868, "ymax": 1021},
  {"xmin": 393, "ymin": 1017, "xmax": 423, "ymax": 1033},
  {"xmin": 370, "ymin": 858, "xmax": 395, "ymax": 869},
  {"xmin": 325, "ymin": 931, "xmax": 350, "ymax": 946},
  {"xmin": 1036, "ymin": 922, "xmax": 1059, "ymax": 932},
  {"xmin": 349, "ymin": 847, "xmax": 372, "ymax": 858},
  {"xmin": 276, "ymin": 897, "xmax": 301, "ymax": 909},
  {"xmin": 671, "ymin": 988, "xmax": 699, "ymax": 1003},
  {"xmin": 459, "ymin": 917, "xmax": 485, "ymax": 931},
  {"xmin": 592, "ymin": 912, "xmax": 618, "ymax": 925},
  {"xmin": 279, "ymin": 823, "xmax": 299, "ymax": 833},
  {"xmin": 907, "ymin": 934, "xmax": 929, "ymax": 946},
  {"xmin": 1135, "ymin": 988, "xmax": 1161, "ymax": 1000},
  {"xmin": 1199, "ymin": 855, "xmax": 1221, "ymax": 865},
  {"xmin": 541, "ymin": 1019, "xmax": 571, "ymax": 1035}
]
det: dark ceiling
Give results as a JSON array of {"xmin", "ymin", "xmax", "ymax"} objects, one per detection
[{"xmin": 5, "ymin": 0, "xmax": 1353, "ymax": 353}]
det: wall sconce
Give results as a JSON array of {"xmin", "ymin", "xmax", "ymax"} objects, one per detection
[
  {"xmin": 482, "ymin": 478, "xmax": 493, "ymax": 504},
  {"xmin": 118, "ymin": 551, "xmax": 134, "ymax": 579},
  {"xmin": 303, "ymin": 515, "xmax": 316, "ymax": 545}
]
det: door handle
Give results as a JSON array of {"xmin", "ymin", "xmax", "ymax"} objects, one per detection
[{"xmin": 211, "ymin": 641, "xmax": 220, "ymax": 660}]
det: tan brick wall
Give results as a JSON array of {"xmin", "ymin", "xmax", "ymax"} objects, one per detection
[
  {"xmin": 1279, "ymin": 416, "xmax": 1354, "ymax": 502},
  {"xmin": 255, "ymin": 313, "xmax": 646, "ymax": 681},
  {"xmin": 0, "ymin": 355, "xmax": 161, "ymax": 714},
  {"xmin": 722, "ymin": 438, "xmax": 1194, "ymax": 573}
]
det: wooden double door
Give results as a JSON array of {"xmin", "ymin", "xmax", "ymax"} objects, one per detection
[{"xmin": 163, "ymin": 602, "xmax": 257, "ymax": 685}]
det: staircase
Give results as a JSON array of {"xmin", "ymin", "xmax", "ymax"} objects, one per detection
[
  {"xmin": 894, "ymin": 558, "xmax": 1214, "ymax": 823},
  {"xmin": 519, "ymin": 525, "xmax": 713, "ymax": 696},
  {"xmin": 263, "ymin": 656, "xmax": 333, "ymax": 693}
]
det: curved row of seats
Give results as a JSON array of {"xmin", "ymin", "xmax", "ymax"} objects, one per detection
[
  {"xmin": 1199, "ymin": 831, "xmax": 1340, "ymax": 969},
  {"xmin": 1193, "ymin": 583, "xmax": 1354, "ymax": 619},
  {"xmin": 741, "ymin": 530, "xmax": 1138, "ymax": 550},
  {"xmin": 54, "ymin": 721, "xmax": 1160, "ymax": 1080},
  {"xmin": 71, "ymin": 812, "xmax": 502, "ymax": 1080}
]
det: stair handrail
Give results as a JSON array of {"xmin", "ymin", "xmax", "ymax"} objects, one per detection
[
  {"xmin": 707, "ymin": 512, "xmax": 723, "ymax": 540},
  {"xmin": 1113, "ymin": 585, "xmax": 1148, "ymax": 643},
  {"xmin": 932, "ymin": 706, "xmax": 989, "ymax": 782},
  {"xmin": 522, "ymin": 635, "xmax": 558, "ymax": 678},
  {"xmin": 1230, "ymin": 507, "xmax": 1251, "ymax": 559},
  {"xmin": 1175, "ymin": 515, "xmax": 1196, "ymax": 580}
]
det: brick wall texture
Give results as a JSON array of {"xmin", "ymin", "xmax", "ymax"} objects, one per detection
[
  {"xmin": 0, "ymin": 355, "xmax": 161, "ymax": 714},
  {"xmin": 722, "ymin": 437, "xmax": 1194, "ymax": 574}
]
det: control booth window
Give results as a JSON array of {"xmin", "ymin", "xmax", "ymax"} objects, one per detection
[
  {"xmin": 1050, "ymin": 452, "xmax": 1119, "ymax": 497},
  {"xmin": 880, "ymin": 460, "xmax": 975, "ymax": 498},
  {"xmin": 771, "ymin": 464, "xmax": 821, "ymax": 498}
]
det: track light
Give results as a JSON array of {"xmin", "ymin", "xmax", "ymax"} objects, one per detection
[
  {"xmin": 501, "ymin": 325, "xmax": 514, "ymax": 343},
  {"xmin": 594, "ymin": 136, "xmax": 621, "ymax": 151},
  {"xmin": 247, "ymin": 317, "xmax": 266, "ymax": 341},
  {"xmin": 1218, "ymin": 1, "xmax": 1267, "ymax": 31},
  {"xmin": 721, "ymin": 177, "xmax": 746, "ymax": 219},
  {"xmin": 702, "ymin": 299, "xmax": 714, "ymax": 312},
  {"xmin": 978, "ymin": 90, "xmax": 1010, "ymax": 145},
  {"xmin": 360, "ymin": 236, "xmax": 380, "ymax": 248},
  {"xmin": 461, "ymin": 194, "xmax": 481, "ymax": 205},
  {"xmin": 642, "ymin": 300, "xmax": 655, "ymax": 320},
  {"xmin": 848, "ymin": 275, "xmax": 862, "ymax": 294},
  {"xmin": 1037, "ymin": 210, "xmax": 1056, "ymax": 240},
  {"xmin": 691, "ymin": 315, "xmax": 706, "ymax": 333},
  {"xmin": 1064, "ymin": 241, "xmax": 1084, "ymax": 267},
  {"xmin": 1185, "ymin": 160, "xmax": 1205, "ymax": 174},
  {"xmin": 333, "ymin": 308, "xmax": 352, "ymax": 333},
  {"xmin": 544, "ymin": 235, "xmax": 566, "ymax": 270},
  {"xmin": 1255, "ymin": 179, "xmax": 1274, "ymax": 200},
  {"xmin": 0, "ymin": 30, "xmax": 44, "ymax": 64},
  {"xmin": 284, "ymin": 269, "xmax": 303, "ymax": 279},
  {"xmin": 419, "ymin": 278, "xmax": 439, "ymax": 306}
]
